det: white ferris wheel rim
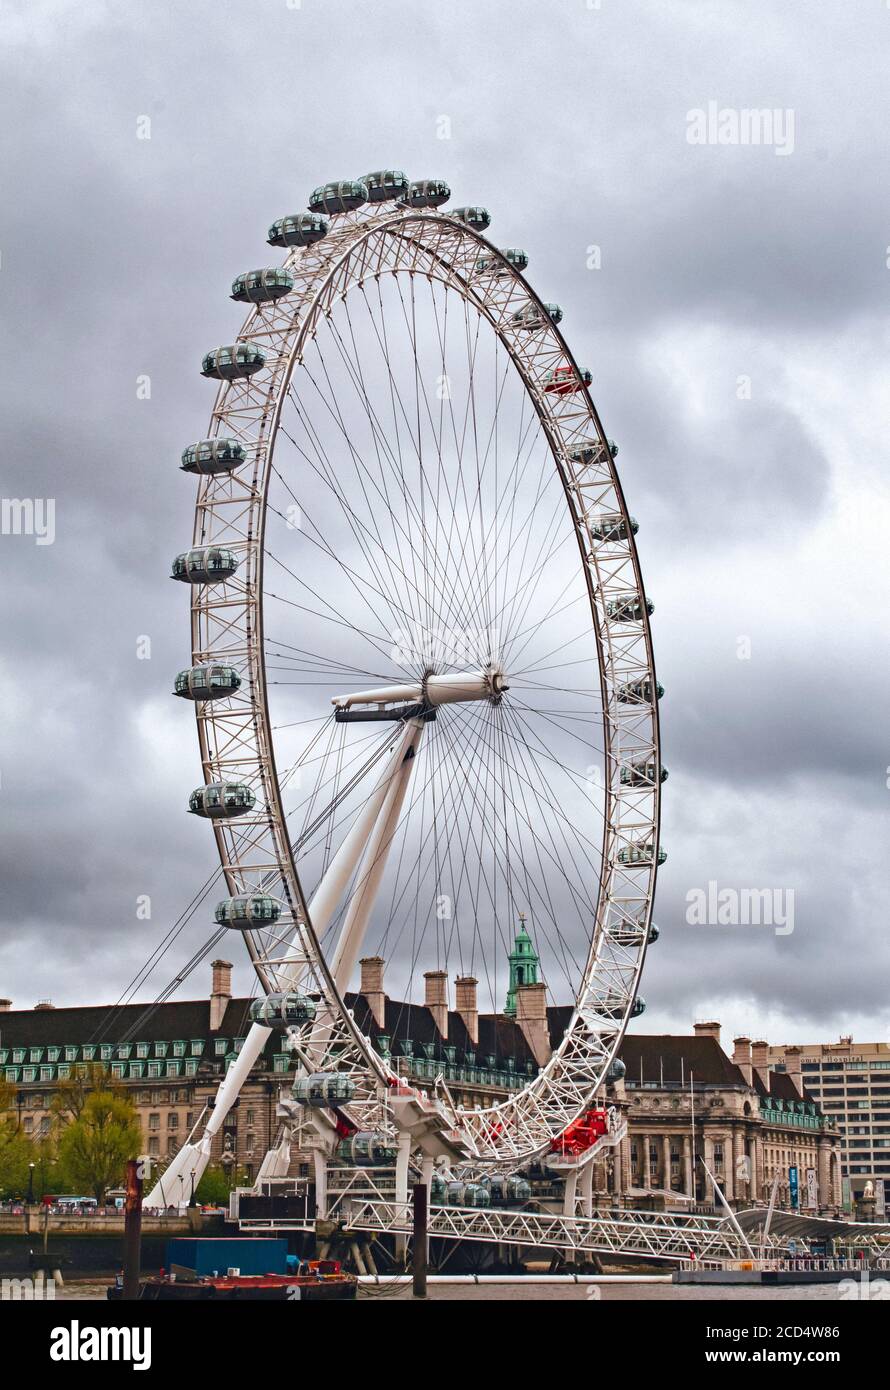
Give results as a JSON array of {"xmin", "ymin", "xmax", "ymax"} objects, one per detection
[{"xmin": 185, "ymin": 194, "xmax": 662, "ymax": 1164}]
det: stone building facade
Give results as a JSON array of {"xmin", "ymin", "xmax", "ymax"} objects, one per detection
[
  {"xmin": 610, "ymin": 1023, "xmax": 842, "ymax": 1213},
  {"xmin": 0, "ymin": 955, "xmax": 841, "ymax": 1213}
]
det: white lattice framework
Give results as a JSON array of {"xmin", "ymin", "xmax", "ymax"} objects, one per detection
[{"xmin": 183, "ymin": 195, "xmax": 662, "ymax": 1165}]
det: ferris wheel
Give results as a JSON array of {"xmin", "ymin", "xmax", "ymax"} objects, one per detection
[{"xmin": 147, "ymin": 170, "xmax": 663, "ymax": 1206}]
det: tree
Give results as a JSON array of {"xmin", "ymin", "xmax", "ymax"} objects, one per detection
[
  {"xmin": 51, "ymin": 1063, "xmax": 124, "ymax": 1126},
  {"xmin": 193, "ymin": 1163, "xmax": 249, "ymax": 1206},
  {"xmin": 56, "ymin": 1089, "xmax": 142, "ymax": 1202},
  {"xmin": 0, "ymin": 1081, "xmax": 32, "ymax": 1198}
]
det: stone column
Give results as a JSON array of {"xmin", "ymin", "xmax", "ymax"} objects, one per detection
[
  {"xmin": 662, "ymin": 1134, "xmax": 672, "ymax": 1193},
  {"xmin": 817, "ymin": 1140, "xmax": 831, "ymax": 1211},
  {"xmin": 641, "ymin": 1131, "xmax": 651, "ymax": 1191},
  {"xmin": 722, "ymin": 1136, "xmax": 734, "ymax": 1202},
  {"xmin": 621, "ymin": 1133, "xmax": 632, "ymax": 1195},
  {"xmin": 732, "ymin": 1129, "xmax": 746, "ymax": 1202},
  {"xmin": 683, "ymin": 1134, "xmax": 694, "ymax": 1198},
  {"xmin": 751, "ymin": 1133, "xmax": 763, "ymax": 1202},
  {"xmin": 703, "ymin": 1135, "xmax": 715, "ymax": 1203}
]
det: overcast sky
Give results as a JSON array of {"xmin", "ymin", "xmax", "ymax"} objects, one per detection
[{"xmin": 1, "ymin": 0, "xmax": 888, "ymax": 1050}]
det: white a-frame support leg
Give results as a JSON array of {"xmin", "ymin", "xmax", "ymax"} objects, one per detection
[
  {"xmin": 249, "ymin": 718, "xmax": 424, "ymax": 1190},
  {"xmin": 144, "ymin": 718, "xmax": 424, "ymax": 1209}
]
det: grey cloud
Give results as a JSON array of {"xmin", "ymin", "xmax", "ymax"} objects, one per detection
[{"xmin": 0, "ymin": 0, "xmax": 886, "ymax": 1046}]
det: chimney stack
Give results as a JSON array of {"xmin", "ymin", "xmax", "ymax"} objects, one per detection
[
  {"xmin": 454, "ymin": 976, "xmax": 479, "ymax": 1045},
  {"xmin": 694, "ymin": 1020, "xmax": 721, "ymax": 1046},
  {"xmin": 34, "ymin": 1000, "xmax": 55, "ymax": 1011},
  {"xmin": 516, "ymin": 982, "xmax": 550, "ymax": 1068},
  {"xmin": 0, "ymin": 999, "xmax": 11, "ymax": 1013},
  {"xmin": 359, "ymin": 956, "xmax": 386, "ymax": 1029},
  {"xmin": 423, "ymin": 970, "xmax": 449, "ymax": 1038},
  {"xmin": 751, "ymin": 1039, "xmax": 770, "ymax": 1086},
  {"xmin": 210, "ymin": 959, "xmax": 232, "ymax": 1031},
  {"xmin": 784, "ymin": 1045, "xmax": 803, "ymax": 1094},
  {"xmin": 732, "ymin": 1036, "xmax": 753, "ymax": 1084}
]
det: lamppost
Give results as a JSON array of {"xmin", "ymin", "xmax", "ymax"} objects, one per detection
[{"xmin": 27, "ymin": 1162, "xmax": 35, "ymax": 1205}]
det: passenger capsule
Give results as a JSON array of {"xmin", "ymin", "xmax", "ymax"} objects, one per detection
[
  {"xmin": 567, "ymin": 438, "xmax": 618, "ymax": 465},
  {"xmin": 180, "ymin": 439, "xmax": 247, "ymax": 476},
  {"xmin": 606, "ymin": 594, "xmax": 653, "ymax": 623},
  {"xmin": 484, "ymin": 1175, "xmax": 530, "ymax": 1206},
  {"xmin": 616, "ymin": 677, "xmax": 664, "ymax": 704},
  {"xmin": 201, "ymin": 344, "xmax": 266, "ymax": 381},
  {"xmin": 609, "ymin": 918, "xmax": 660, "ymax": 946},
  {"xmin": 597, "ymin": 993, "xmax": 645, "ymax": 1020},
  {"xmin": 308, "ymin": 180, "xmax": 368, "ymax": 214},
  {"xmin": 231, "ymin": 268, "xmax": 295, "ymax": 304},
  {"xmin": 337, "ymin": 1131, "xmax": 397, "ymax": 1166},
  {"xmin": 291, "ymin": 1073, "xmax": 356, "ymax": 1107},
  {"xmin": 451, "ymin": 205, "xmax": 491, "ymax": 230},
  {"xmin": 174, "ymin": 664, "xmax": 242, "ymax": 701},
  {"xmin": 249, "ymin": 992, "xmax": 317, "ymax": 1029},
  {"xmin": 171, "ymin": 547, "xmax": 240, "ymax": 584},
  {"xmin": 606, "ymin": 1057, "xmax": 627, "ymax": 1083},
  {"xmin": 475, "ymin": 247, "xmax": 529, "ymax": 276},
  {"xmin": 188, "ymin": 782, "xmax": 256, "ymax": 819},
  {"xmin": 362, "ymin": 169, "xmax": 410, "ymax": 202},
  {"xmin": 590, "ymin": 512, "xmax": 638, "ymax": 542},
  {"xmin": 617, "ymin": 842, "xmax": 667, "ymax": 866},
  {"xmin": 214, "ymin": 894, "xmax": 282, "ymax": 930},
  {"xmin": 400, "ymin": 178, "xmax": 451, "ymax": 209},
  {"xmin": 620, "ymin": 759, "xmax": 668, "ymax": 787},
  {"xmin": 444, "ymin": 1181, "xmax": 490, "ymax": 1207},
  {"xmin": 485, "ymin": 1175, "xmax": 507, "ymax": 1205},
  {"xmin": 511, "ymin": 301, "xmax": 563, "ymax": 330},
  {"xmin": 430, "ymin": 1173, "xmax": 447, "ymax": 1205},
  {"xmin": 543, "ymin": 365, "xmax": 592, "ymax": 395},
  {"xmin": 267, "ymin": 212, "xmax": 329, "ymax": 248}
]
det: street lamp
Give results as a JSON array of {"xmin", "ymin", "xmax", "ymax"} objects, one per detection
[{"xmin": 27, "ymin": 1162, "xmax": 35, "ymax": 1205}]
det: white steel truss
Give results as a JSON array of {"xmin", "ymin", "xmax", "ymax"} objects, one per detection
[{"xmin": 162, "ymin": 188, "xmax": 661, "ymax": 1182}]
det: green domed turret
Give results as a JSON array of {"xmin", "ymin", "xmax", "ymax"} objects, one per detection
[{"xmin": 504, "ymin": 914, "xmax": 540, "ymax": 1016}]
